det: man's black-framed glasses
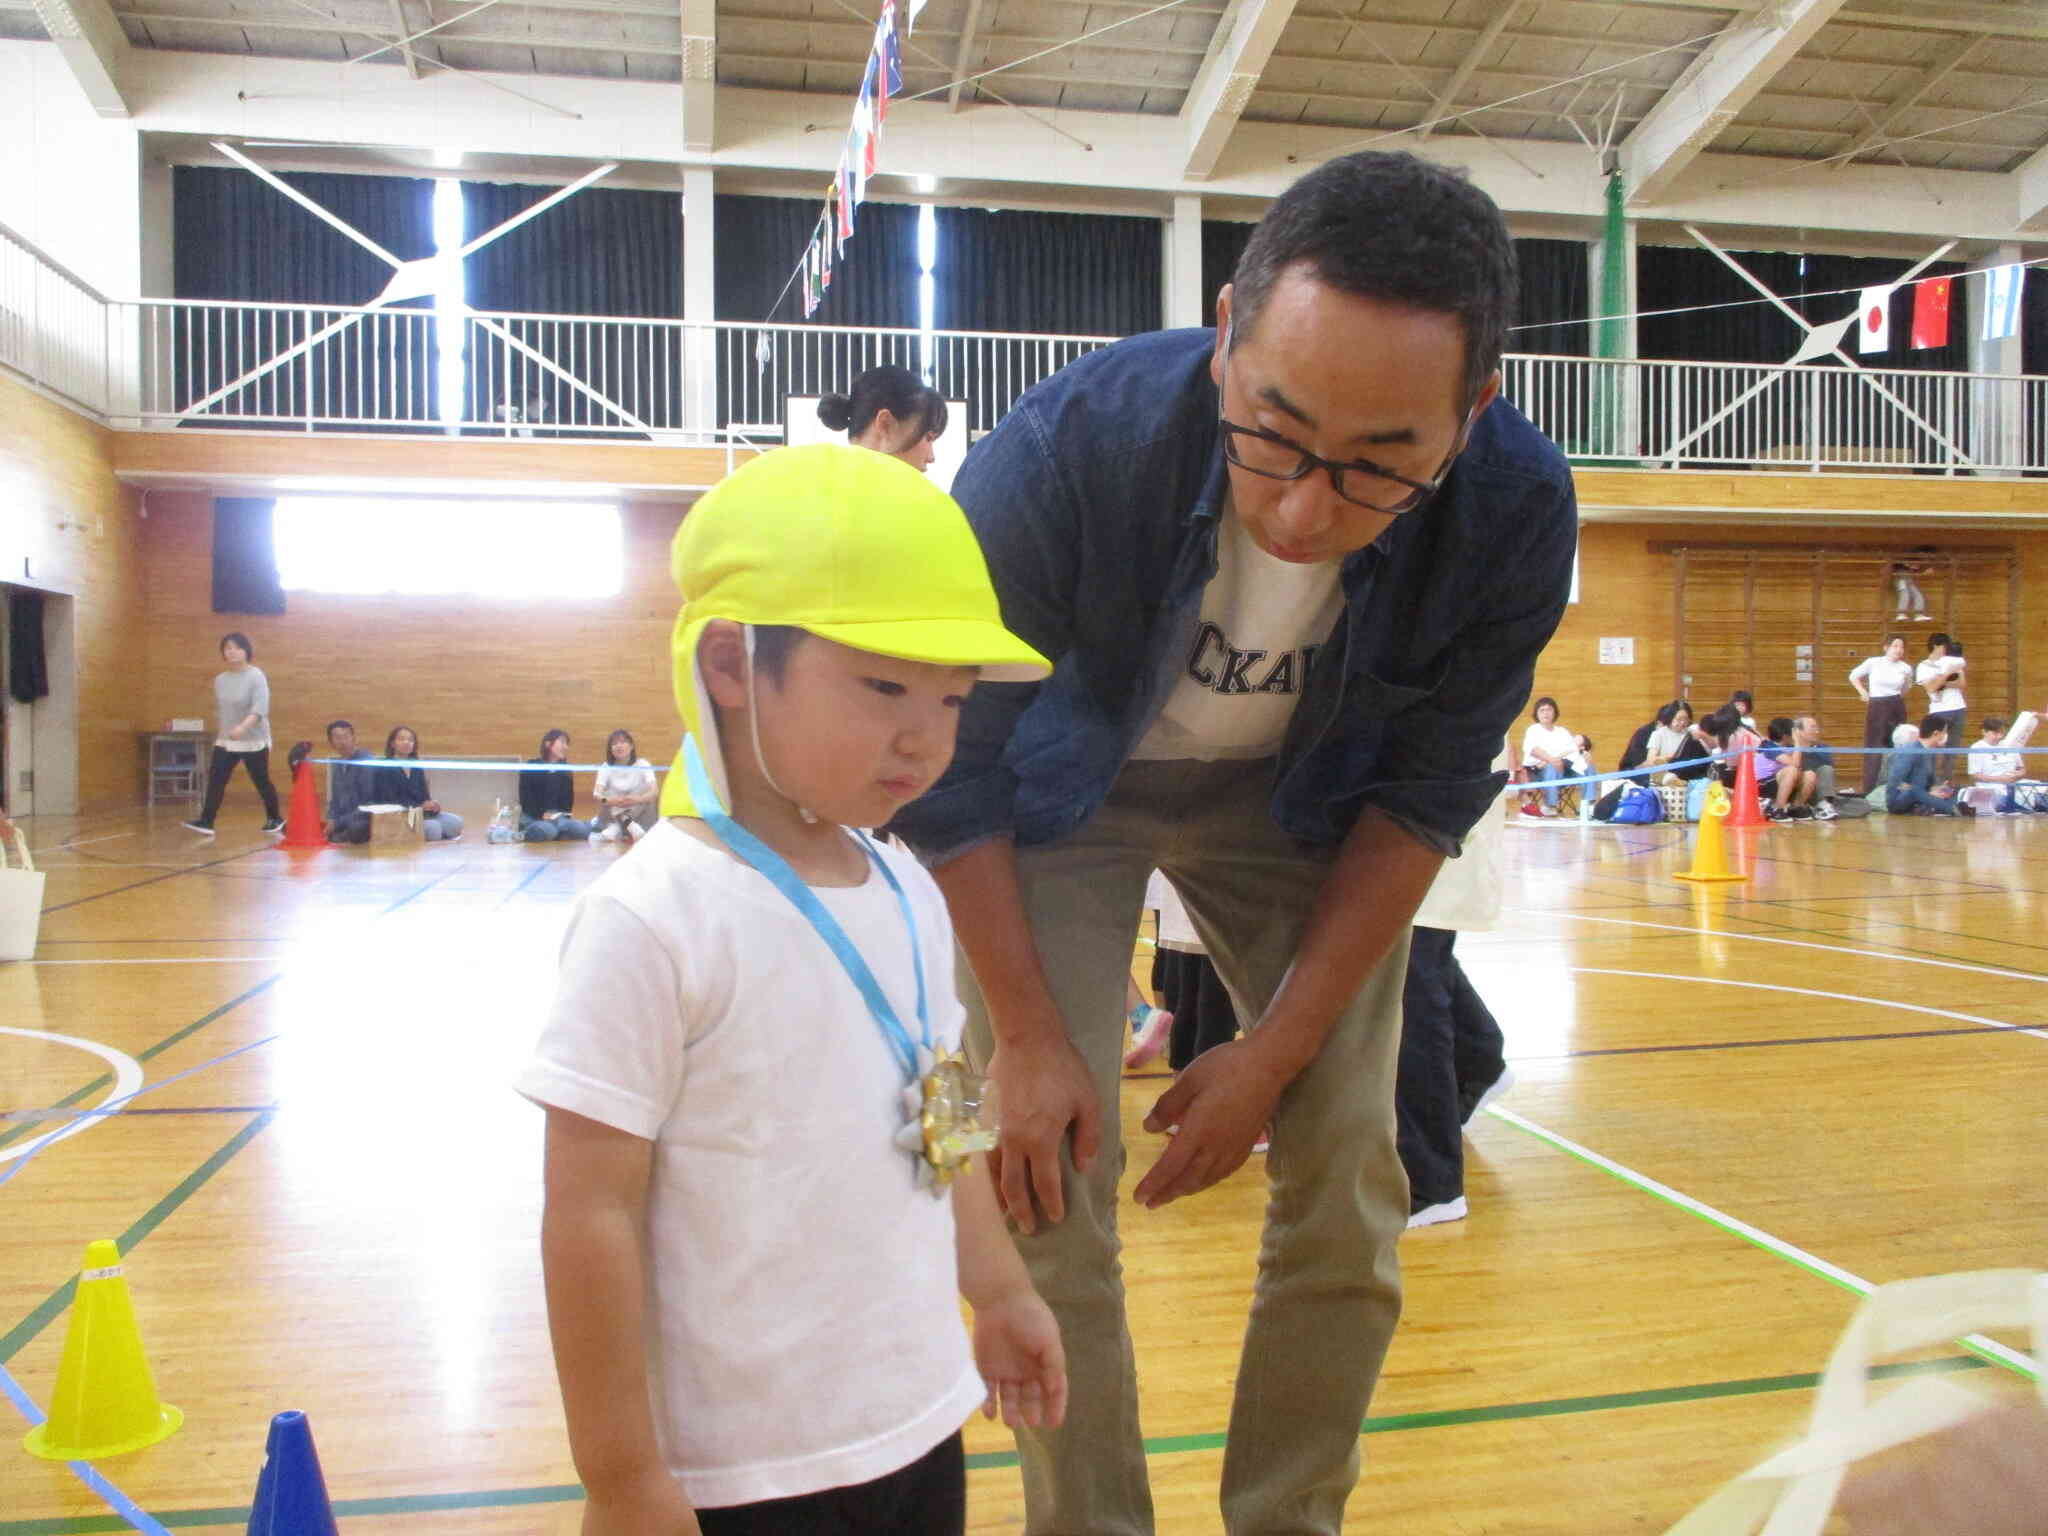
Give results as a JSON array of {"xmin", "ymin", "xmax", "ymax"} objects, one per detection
[{"xmin": 1219, "ymin": 419, "xmax": 1456, "ymax": 515}]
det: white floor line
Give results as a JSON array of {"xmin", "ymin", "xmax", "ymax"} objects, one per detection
[
  {"xmin": 52, "ymin": 830, "xmax": 138, "ymax": 849},
  {"xmin": 1518, "ymin": 910, "xmax": 2048, "ymax": 987},
  {"xmin": 1566, "ymin": 967, "xmax": 2048, "ymax": 1042},
  {"xmin": 1485, "ymin": 1104, "xmax": 2039, "ymax": 1383}
]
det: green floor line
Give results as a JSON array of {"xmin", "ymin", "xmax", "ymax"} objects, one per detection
[
  {"xmin": 0, "ymin": 976, "xmax": 282, "ymax": 1153},
  {"xmin": 1, "ymin": 1111, "xmax": 277, "ymax": 1366},
  {"xmin": 0, "ymin": 1356, "xmax": 1986, "ymax": 1534}
]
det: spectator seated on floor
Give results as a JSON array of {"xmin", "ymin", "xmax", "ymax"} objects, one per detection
[
  {"xmin": 1759, "ymin": 716, "xmax": 1826, "ymax": 821},
  {"xmin": 1792, "ymin": 715, "xmax": 1837, "ymax": 802},
  {"xmin": 1964, "ymin": 711, "xmax": 2039, "ymax": 815},
  {"xmin": 1886, "ymin": 718, "xmax": 1970, "ymax": 818},
  {"xmin": 323, "ymin": 720, "xmax": 375, "ymax": 845}
]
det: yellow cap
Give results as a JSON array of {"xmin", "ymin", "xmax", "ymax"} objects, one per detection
[{"xmin": 661, "ymin": 444, "xmax": 1049, "ymax": 817}]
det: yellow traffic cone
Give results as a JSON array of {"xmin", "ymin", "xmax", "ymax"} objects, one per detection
[
  {"xmin": 1674, "ymin": 782, "xmax": 1748, "ymax": 885},
  {"xmin": 23, "ymin": 1239, "xmax": 183, "ymax": 1461}
]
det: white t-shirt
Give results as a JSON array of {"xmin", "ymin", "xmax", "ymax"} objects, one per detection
[
  {"xmin": 1970, "ymin": 710, "xmax": 2038, "ymax": 781},
  {"xmin": 1143, "ymin": 869, "xmax": 1203, "ymax": 952},
  {"xmin": 1915, "ymin": 656, "xmax": 1966, "ymax": 711},
  {"xmin": 1521, "ymin": 722, "xmax": 1575, "ymax": 766},
  {"xmin": 514, "ymin": 820, "xmax": 983, "ymax": 1508},
  {"xmin": 1848, "ymin": 656, "xmax": 1912, "ymax": 698},
  {"xmin": 594, "ymin": 758, "xmax": 657, "ymax": 801},
  {"xmin": 1645, "ymin": 723, "xmax": 1686, "ymax": 762},
  {"xmin": 1131, "ymin": 501, "xmax": 1344, "ymax": 762}
]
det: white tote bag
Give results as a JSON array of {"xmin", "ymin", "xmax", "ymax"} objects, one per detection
[
  {"xmin": 0, "ymin": 825, "xmax": 45, "ymax": 961},
  {"xmin": 1664, "ymin": 1270, "xmax": 2048, "ymax": 1534}
]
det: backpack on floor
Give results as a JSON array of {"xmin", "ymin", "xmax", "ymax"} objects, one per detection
[
  {"xmin": 1592, "ymin": 786, "xmax": 1625, "ymax": 821},
  {"xmin": 1610, "ymin": 782, "xmax": 1664, "ymax": 824},
  {"xmin": 1826, "ymin": 793, "xmax": 1874, "ymax": 819}
]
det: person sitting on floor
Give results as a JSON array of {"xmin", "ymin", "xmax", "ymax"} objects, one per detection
[
  {"xmin": 1886, "ymin": 717, "xmax": 1970, "ymax": 818},
  {"xmin": 1759, "ymin": 717, "xmax": 1824, "ymax": 821},
  {"xmin": 1792, "ymin": 715, "xmax": 1837, "ymax": 802},
  {"xmin": 372, "ymin": 725, "xmax": 465, "ymax": 842},
  {"xmin": 1964, "ymin": 712, "xmax": 2039, "ymax": 815},
  {"xmin": 324, "ymin": 719, "xmax": 375, "ymax": 845},
  {"xmin": 520, "ymin": 728, "xmax": 593, "ymax": 843}
]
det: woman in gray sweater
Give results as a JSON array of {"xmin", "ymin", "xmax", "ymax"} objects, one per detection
[{"xmin": 183, "ymin": 632, "xmax": 283, "ymax": 836}]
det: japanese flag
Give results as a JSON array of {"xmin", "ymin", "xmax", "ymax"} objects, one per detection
[{"xmin": 1857, "ymin": 286, "xmax": 1892, "ymax": 353}]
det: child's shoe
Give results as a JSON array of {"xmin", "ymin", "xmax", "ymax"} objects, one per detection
[{"xmin": 1122, "ymin": 1004, "xmax": 1173, "ymax": 1069}]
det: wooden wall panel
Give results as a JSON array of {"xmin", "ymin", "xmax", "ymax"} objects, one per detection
[
  {"xmin": 1532, "ymin": 523, "xmax": 2047, "ymax": 777},
  {"xmin": 142, "ymin": 492, "xmax": 690, "ymax": 815},
  {"xmin": 0, "ymin": 372, "xmax": 148, "ymax": 812}
]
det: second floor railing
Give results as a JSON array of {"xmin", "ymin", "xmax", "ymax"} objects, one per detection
[{"xmin": 2, "ymin": 233, "xmax": 2043, "ymax": 476}]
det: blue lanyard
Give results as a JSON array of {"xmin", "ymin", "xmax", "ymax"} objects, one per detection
[{"xmin": 682, "ymin": 738, "xmax": 930, "ymax": 1080}]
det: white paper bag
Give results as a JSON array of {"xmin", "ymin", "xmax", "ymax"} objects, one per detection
[
  {"xmin": 0, "ymin": 827, "xmax": 46, "ymax": 961},
  {"xmin": 1665, "ymin": 1270, "xmax": 2048, "ymax": 1534}
]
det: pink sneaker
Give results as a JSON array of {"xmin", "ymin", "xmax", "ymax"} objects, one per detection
[{"xmin": 1122, "ymin": 1005, "xmax": 1173, "ymax": 1069}]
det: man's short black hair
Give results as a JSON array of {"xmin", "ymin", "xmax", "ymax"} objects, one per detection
[
  {"xmin": 1918, "ymin": 715, "xmax": 1949, "ymax": 740},
  {"xmin": 1767, "ymin": 716, "xmax": 1795, "ymax": 744},
  {"xmin": 1228, "ymin": 150, "xmax": 1515, "ymax": 411},
  {"xmin": 326, "ymin": 720, "xmax": 353, "ymax": 740},
  {"xmin": 1982, "ymin": 715, "xmax": 2009, "ymax": 737}
]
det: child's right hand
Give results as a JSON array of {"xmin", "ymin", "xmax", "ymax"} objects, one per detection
[{"xmin": 580, "ymin": 1469, "xmax": 701, "ymax": 1535}]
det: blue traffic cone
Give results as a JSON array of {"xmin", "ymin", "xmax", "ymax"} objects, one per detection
[{"xmin": 246, "ymin": 1410, "xmax": 340, "ymax": 1535}]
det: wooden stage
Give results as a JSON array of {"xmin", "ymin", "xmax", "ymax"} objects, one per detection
[{"xmin": 2, "ymin": 804, "xmax": 2043, "ymax": 1533}]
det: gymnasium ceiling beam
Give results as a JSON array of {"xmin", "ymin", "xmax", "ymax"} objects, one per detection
[
  {"xmin": 1619, "ymin": 0, "xmax": 1846, "ymax": 206},
  {"xmin": 388, "ymin": 0, "xmax": 420, "ymax": 78},
  {"xmin": 2018, "ymin": 141, "xmax": 2048, "ymax": 231},
  {"xmin": 1416, "ymin": 2, "xmax": 1517, "ymax": 143},
  {"xmin": 26, "ymin": 0, "xmax": 132, "ymax": 116},
  {"xmin": 1181, "ymin": 0, "xmax": 1298, "ymax": 179},
  {"xmin": 947, "ymin": 0, "xmax": 983, "ymax": 111},
  {"xmin": 679, "ymin": 0, "xmax": 714, "ymax": 152},
  {"xmin": 1829, "ymin": 33, "xmax": 1977, "ymax": 170}
]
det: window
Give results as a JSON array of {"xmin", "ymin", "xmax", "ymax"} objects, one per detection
[{"xmin": 273, "ymin": 497, "xmax": 622, "ymax": 598}]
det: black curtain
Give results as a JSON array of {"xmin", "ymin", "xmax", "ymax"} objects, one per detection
[
  {"xmin": 1201, "ymin": 220, "xmax": 1254, "ymax": 329},
  {"xmin": 712, "ymin": 195, "xmax": 923, "ymax": 432},
  {"xmin": 1512, "ymin": 238, "xmax": 1589, "ymax": 357},
  {"xmin": 172, "ymin": 168, "xmax": 437, "ymax": 428},
  {"xmin": 460, "ymin": 182, "xmax": 683, "ymax": 434},
  {"xmin": 1637, "ymin": 245, "xmax": 1807, "ymax": 364},
  {"xmin": 2025, "ymin": 268, "xmax": 2047, "ymax": 473},
  {"xmin": 933, "ymin": 207, "xmax": 1161, "ymax": 430},
  {"xmin": 211, "ymin": 498, "xmax": 286, "ymax": 616},
  {"xmin": 7, "ymin": 591, "xmax": 48, "ymax": 705},
  {"xmin": 933, "ymin": 207, "xmax": 1160, "ymax": 335}
]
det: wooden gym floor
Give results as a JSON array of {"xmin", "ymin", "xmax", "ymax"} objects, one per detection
[{"xmin": 2, "ymin": 800, "xmax": 2043, "ymax": 1534}]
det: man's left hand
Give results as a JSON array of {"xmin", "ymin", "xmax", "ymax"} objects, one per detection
[{"xmin": 1134, "ymin": 1037, "xmax": 1290, "ymax": 1208}]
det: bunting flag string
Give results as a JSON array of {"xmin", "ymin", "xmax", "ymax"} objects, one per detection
[{"xmin": 771, "ymin": 0, "xmax": 901, "ymax": 323}]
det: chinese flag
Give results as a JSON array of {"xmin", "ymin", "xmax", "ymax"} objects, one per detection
[{"xmin": 1910, "ymin": 277, "xmax": 1951, "ymax": 350}]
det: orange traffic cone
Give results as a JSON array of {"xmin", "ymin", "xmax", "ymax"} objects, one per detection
[
  {"xmin": 23, "ymin": 1239, "xmax": 183, "ymax": 1461},
  {"xmin": 1725, "ymin": 748, "xmax": 1770, "ymax": 831},
  {"xmin": 1675, "ymin": 782, "xmax": 1747, "ymax": 885},
  {"xmin": 279, "ymin": 759, "xmax": 326, "ymax": 850}
]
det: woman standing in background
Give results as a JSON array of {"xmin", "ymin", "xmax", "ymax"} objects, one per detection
[{"xmin": 183, "ymin": 631, "xmax": 282, "ymax": 837}]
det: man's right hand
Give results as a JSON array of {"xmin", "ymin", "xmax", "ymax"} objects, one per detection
[{"xmin": 985, "ymin": 1029, "xmax": 1100, "ymax": 1235}]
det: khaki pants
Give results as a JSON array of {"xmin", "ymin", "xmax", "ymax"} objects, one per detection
[{"xmin": 958, "ymin": 758, "xmax": 1410, "ymax": 1535}]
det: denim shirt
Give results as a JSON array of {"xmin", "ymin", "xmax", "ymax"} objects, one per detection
[{"xmin": 889, "ymin": 327, "xmax": 1579, "ymax": 863}]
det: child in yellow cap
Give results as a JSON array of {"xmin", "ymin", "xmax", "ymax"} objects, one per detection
[{"xmin": 517, "ymin": 444, "xmax": 1065, "ymax": 1536}]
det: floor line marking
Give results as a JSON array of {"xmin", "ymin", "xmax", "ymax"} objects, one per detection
[
  {"xmin": 0, "ymin": 1110, "xmax": 277, "ymax": 1365},
  {"xmin": 0, "ymin": 1362, "xmax": 172, "ymax": 1536},
  {"xmin": 0, "ymin": 1030, "xmax": 143, "ymax": 1165},
  {"xmin": 19, "ymin": 958, "xmax": 278, "ymax": 967},
  {"xmin": 1484, "ymin": 1104, "xmax": 2038, "ymax": 1383},
  {"xmin": 0, "ymin": 1357, "xmax": 1994, "ymax": 1533},
  {"xmin": 1518, "ymin": 909, "xmax": 2048, "ymax": 986},
  {"xmin": 1565, "ymin": 967, "xmax": 2048, "ymax": 1042}
]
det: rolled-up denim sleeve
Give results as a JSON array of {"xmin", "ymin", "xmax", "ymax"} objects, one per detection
[
  {"xmin": 890, "ymin": 407, "xmax": 1081, "ymax": 864},
  {"xmin": 1364, "ymin": 470, "xmax": 1578, "ymax": 851}
]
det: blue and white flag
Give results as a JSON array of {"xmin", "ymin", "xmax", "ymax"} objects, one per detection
[{"xmin": 1980, "ymin": 263, "xmax": 2024, "ymax": 342}]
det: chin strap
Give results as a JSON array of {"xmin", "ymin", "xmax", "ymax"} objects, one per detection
[{"xmin": 743, "ymin": 625, "xmax": 819, "ymax": 825}]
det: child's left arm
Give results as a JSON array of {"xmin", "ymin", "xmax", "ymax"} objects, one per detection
[{"xmin": 954, "ymin": 1161, "xmax": 1067, "ymax": 1430}]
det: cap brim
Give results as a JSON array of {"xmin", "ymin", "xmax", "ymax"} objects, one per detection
[{"xmin": 803, "ymin": 618, "xmax": 1051, "ymax": 684}]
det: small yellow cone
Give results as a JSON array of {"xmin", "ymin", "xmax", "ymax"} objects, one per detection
[
  {"xmin": 22, "ymin": 1239, "xmax": 183, "ymax": 1461},
  {"xmin": 1674, "ymin": 782, "xmax": 1748, "ymax": 885}
]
